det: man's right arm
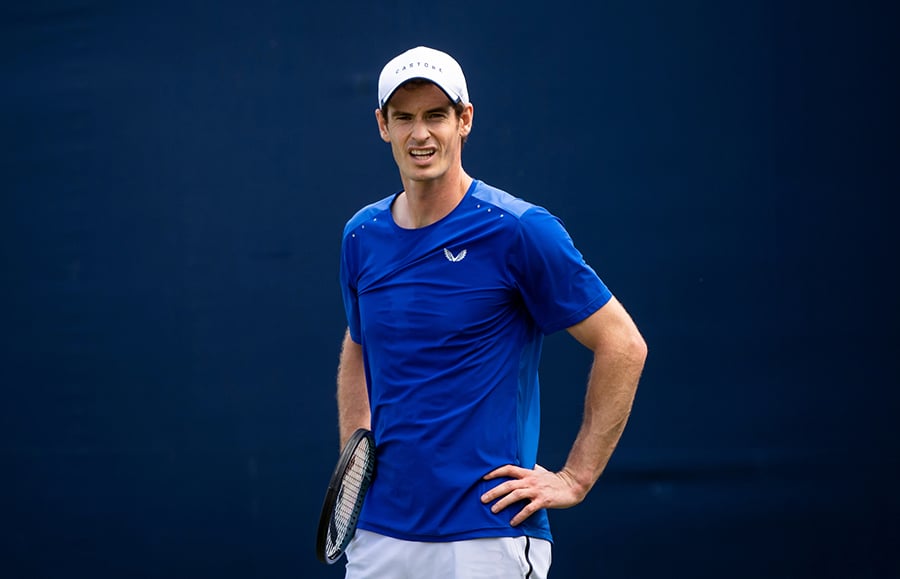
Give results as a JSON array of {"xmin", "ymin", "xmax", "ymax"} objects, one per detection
[{"xmin": 337, "ymin": 328, "xmax": 370, "ymax": 448}]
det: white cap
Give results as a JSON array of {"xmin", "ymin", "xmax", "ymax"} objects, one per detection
[{"xmin": 377, "ymin": 46, "xmax": 469, "ymax": 108}]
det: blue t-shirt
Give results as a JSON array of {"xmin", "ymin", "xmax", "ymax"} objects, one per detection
[{"xmin": 340, "ymin": 180, "xmax": 611, "ymax": 543}]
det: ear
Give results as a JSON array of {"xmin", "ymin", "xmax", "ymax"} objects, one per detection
[
  {"xmin": 459, "ymin": 103, "xmax": 474, "ymax": 138},
  {"xmin": 375, "ymin": 108, "xmax": 391, "ymax": 143}
]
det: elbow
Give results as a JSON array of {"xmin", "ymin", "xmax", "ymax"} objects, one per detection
[
  {"xmin": 592, "ymin": 327, "xmax": 646, "ymax": 375},
  {"xmin": 626, "ymin": 328, "xmax": 648, "ymax": 369},
  {"xmin": 636, "ymin": 331, "xmax": 648, "ymax": 362}
]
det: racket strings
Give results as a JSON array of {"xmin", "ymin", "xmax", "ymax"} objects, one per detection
[{"xmin": 326, "ymin": 439, "xmax": 374, "ymax": 555}]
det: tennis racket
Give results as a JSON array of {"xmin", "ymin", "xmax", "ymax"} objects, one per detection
[{"xmin": 315, "ymin": 428, "xmax": 376, "ymax": 564}]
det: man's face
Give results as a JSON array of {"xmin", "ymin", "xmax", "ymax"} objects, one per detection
[{"xmin": 376, "ymin": 82, "xmax": 473, "ymax": 185}]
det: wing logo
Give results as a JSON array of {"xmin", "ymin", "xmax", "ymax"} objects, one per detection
[{"xmin": 443, "ymin": 248, "xmax": 467, "ymax": 262}]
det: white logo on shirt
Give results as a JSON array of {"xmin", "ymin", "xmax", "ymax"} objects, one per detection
[{"xmin": 443, "ymin": 248, "xmax": 467, "ymax": 262}]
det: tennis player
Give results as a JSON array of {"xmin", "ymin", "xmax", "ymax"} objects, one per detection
[{"xmin": 337, "ymin": 46, "xmax": 647, "ymax": 578}]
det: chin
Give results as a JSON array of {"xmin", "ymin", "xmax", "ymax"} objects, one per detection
[{"xmin": 405, "ymin": 168, "xmax": 441, "ymax": 182}]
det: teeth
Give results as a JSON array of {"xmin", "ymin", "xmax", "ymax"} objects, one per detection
[{"xmin": 411, "ymin": 149, "xmax": 434, "ymax": 157}]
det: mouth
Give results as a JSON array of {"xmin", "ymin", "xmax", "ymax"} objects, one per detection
[{"xmin": 409, "ymin": 147, "xmax": 436, "ymax": 162}]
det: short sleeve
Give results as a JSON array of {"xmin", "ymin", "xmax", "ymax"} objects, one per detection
[
  {"xmin": 510, "ymin": 208, "xmax": 612, "ymax": 334},
  {"xmin": 340, "ymin": 233, "xmax": 362, "ymax": 344}
]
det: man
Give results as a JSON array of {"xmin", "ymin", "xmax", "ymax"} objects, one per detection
[{"xmin": 337, "ymin": 46, "xmax": 647, "ymax": 578}]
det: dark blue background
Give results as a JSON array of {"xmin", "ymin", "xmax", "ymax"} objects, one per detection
[{"xmin": 2, "ymin": 1, "xmax": 898, "ymax": 577}]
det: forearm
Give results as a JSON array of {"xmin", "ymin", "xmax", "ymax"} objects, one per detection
[
  {"xmin": 337, "ymin": 329, "xmax": 370, "ymax": 447},
  {"xmin": 561, "ymin": 343, "xmax": 644, "ymax": 495},
  {"xmin": 562, "ymin": 298, "xmax": 647, "ymax": 496},
  {"xmin": 480, "ymin": 333, "xmax": 645, "ymax": 525}
]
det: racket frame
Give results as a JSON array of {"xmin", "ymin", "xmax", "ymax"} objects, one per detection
[{"xmin": 315, "ymin": 428, "xmax": 376, "ymax": 564}]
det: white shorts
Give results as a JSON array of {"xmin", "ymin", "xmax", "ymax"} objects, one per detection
[{"xmin": 345, "ymin": 529, "xmax": 552, "ymax": 579}]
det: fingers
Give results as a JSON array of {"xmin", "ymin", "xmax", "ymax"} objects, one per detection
[
  {"xmin": 480, "ymin": 479, "xmax": 516, "ymax": 506},
  {"xmin": 480, "ymin": 464, "xmax": 557, "ymax": 527},
  {"xmin": 481, "ymin": 483, "xmax": 537, "ymax": 527},
  {"xmin": 480, "ymin": 464, "xmax": 585, "ymax": 527},
  {"xmin": 483, "ymin": 481, "xmax": 552, "ymax": 527},
  {"xmin": 485, "ymin": 484, "xmax": 530, "ymax": 514},
  {"xmin": 509, "ymin": 501, "xmax": 541, "ymax": 527},
  {"xmin": 480, "ymin": 464, "xmax": 532, "ymax": 505},
  {"xmin": 482, "ymin": 464, "xmax": 530, "ymax": 480}
]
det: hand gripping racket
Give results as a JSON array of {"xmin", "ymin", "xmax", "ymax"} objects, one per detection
[{"xmin": 315, "ymin": 428, "xmax": 376, "ymax": 564}]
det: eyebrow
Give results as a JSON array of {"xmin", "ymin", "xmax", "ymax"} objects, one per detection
[{"xmin": 389, "ymin": 105, "xmax": 452, "ymax": 118}]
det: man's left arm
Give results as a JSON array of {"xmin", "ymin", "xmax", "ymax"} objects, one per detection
[{"xmin": 481, "ymin": 296, "xmax": 647, "ymax": 526}]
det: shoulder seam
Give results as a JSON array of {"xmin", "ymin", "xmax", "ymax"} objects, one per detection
[
  {"xmin": 471, "ymin": 182, "xmax": 537, "ymax": 219},
  {"xmin": 343, "ymin": 195, "xmax": 394, "ymax": 237}
]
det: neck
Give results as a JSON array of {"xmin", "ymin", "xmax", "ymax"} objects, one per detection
[{"xmin": 394, "ymin": 169, "xmax": 473, "ymax": 229}]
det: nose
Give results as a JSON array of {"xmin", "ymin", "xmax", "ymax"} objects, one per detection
[{"xmin": 410, "ymin": 118, "xmax": 430, "ymax": 142}]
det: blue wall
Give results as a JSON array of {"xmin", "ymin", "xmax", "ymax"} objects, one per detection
[{"xmin": 2, "ymin": 1, "xmax": 897, "ymax": 577}]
